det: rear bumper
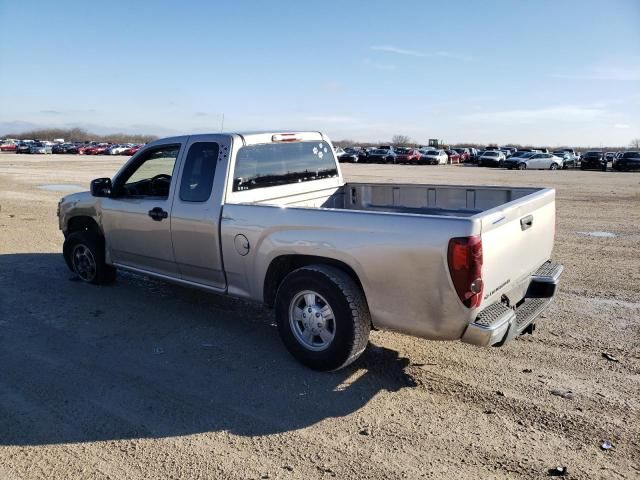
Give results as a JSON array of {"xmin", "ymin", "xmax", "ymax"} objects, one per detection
[{"xmin": 461, "ymin": 260, "xmax": 563, "ymax": 347}]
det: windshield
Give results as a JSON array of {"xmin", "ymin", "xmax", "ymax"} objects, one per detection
[
  {"xmin": 233, "ymin": 141, "xmax": 338, "ymax": 192},
  {"xmin": 584, "ymin": 152, "xmax": 601, "ymax": 157},
  {"xmin": 483, "ymin": 151, "xmax": 498, "ymax": 157},
  {"xmin": 395, "ymin": 147, "xmax": 410, "ymax": 154},
  {"xmin": 621, "ymin": 151, "xmax": 639, "ymax": 159},
  {"xmin": 370, "ymin": 149, "xmax": 388, "ymax": 154}
]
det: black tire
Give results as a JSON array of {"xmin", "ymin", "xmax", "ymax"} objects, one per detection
[
  {"xmin": 518, "ymin": 163, "xmax": 526, "ymax": 170},
  {"xmin": 63, "ymin": 231, "xmax": 116, "ymax": 285},
  {"xmin": 550, "ymin": 163, "xmax": 558, "ymax": 170},
  {"xmin": 275, "ymin": 265, "xmax": 371, "ymax": 371}
]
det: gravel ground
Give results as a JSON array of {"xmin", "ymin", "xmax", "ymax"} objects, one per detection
[{"xmin": 0, "ymin": 154, "xmax": 638, "ymax": 480}]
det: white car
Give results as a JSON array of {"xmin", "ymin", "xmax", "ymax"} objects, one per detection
[
  {"xmin": 419, "ymin": 149, "xmax": 448, "ymax": 165},
  {"xmin": 107, "ymin": 144, "xmax": 133, "ymax": 155},
  {"xmin": 478, "ymin": 150, "xmax": 506, "ymax": 167}
]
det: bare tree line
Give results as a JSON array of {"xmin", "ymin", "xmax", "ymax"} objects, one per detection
[
  {"xmin": 3, "ymin": 128, "xmax": 638, "ymax": 151},
  {"xmin": 2, "ymin": 128, "xmax": 158, "ymax": 144}
]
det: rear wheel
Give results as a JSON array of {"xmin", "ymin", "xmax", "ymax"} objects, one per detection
[
  {"xmin": 63, "ymin": 231, "xmax": 116, "ymax": 285},
  {"xmin": 275, "ymin": 265, "xmax": 370, "ymax": 371}
]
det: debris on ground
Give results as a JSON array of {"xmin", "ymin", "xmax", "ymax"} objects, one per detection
[
  {"xmin": 359, "ymin": 428, "xmax": 371, "ymax": 436},
  {"xmin": 522, "ymin": 368, "xmax": 533, "ymax": 373},
  {"xmin": 548, "ymin": 466, "xmax": 568, "ymax": 476},
  {"xmin": 550, "ymin": 388, "xmax": 574, "ymax": 399},
  {"xmin": 484, "ymin": 409, "xmax": 496, "ymax": 415},
  {"xmin": 282, "ymin": 465, "xmax": 294, "ymax": 471},
  {"xmin": 602, "ymin": 352, "xmax": 619, "ymax": 362},
  {"xmin": 496, "ymin": 390, "xmax": 505, "ymax": 396},
  {"xmin": 601, "ymin": 440, "xmax": 614, "ymax": 450}
]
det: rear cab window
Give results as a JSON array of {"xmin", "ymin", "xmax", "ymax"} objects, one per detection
[{"xmin": 233, "ymin": 141, "xmax": 338, "ymax": 192}]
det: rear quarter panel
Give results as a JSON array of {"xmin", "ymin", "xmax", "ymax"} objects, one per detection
[{"xmin": 220, "ymin": 204, "xmax": 479, "ymax": 341}]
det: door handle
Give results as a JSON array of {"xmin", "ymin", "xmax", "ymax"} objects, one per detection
[
  {"xmin": 148, "ymin": 207, "xmax": 168, "ymax": 221},
  {"xmin": 520, "ymin": 214, "xmax": 534, "ymax": 231}
]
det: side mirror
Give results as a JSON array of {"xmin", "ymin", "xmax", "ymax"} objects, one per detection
[{"xmin": 90, "ymin": 177, "xmax": 112, "ymax": 197}]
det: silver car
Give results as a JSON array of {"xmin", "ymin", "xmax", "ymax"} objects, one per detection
[
  {"xmin": 28, "ymin": 142, "xmax": 53, "ymax": 154},
  {"xmin": 505, "ymin": 153, "xmax": 563, "ymax": 170}
]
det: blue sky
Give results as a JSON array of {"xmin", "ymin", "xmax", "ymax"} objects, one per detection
[{"xmin": 1, "ymin": 0, "xmax": 638, "ymax": 146}]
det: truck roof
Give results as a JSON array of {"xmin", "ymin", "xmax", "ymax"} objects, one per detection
[{"xmin": 146, "ymin": 131, "xmax": 326, "ymax": 148}]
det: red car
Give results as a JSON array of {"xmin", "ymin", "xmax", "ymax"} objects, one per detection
[
  {"xmin": 453, "ymin": 148, "xmax": 470, "ymax": 162},
  {"xmin": 395, "ymin": 147, "xmax": 422, "ymax": 164},
  {"xmin": 85, "ymin": 144, "xmax": 111, "ymax": 155},
  {"xmin": 121, "ymin": 144, "xmax": 143, "ymax": 156},
  {"xmin": 0, "ymin": 143, "xmax": 17, "ymax": 152},
  {"xmin": 445, "ymin": 150, "xmax": 461, "ymax": 164}
]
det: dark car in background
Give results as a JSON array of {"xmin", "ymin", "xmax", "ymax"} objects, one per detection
[
  {"xmin": 478, "ymin": 150, "xmax": 506, "ymax": 167},
  {"xmin": 552, "ymin": 151, "xmax": 577, "ymax": 169},
  {"xmin": 614, "ymin": 151, "xmax": 640, "ymax": 171},
  {"xmin": 52, "ymin": 143, "xmax": 76, "ymax": 154},
  {"xmin": 16, "ymin": 142, "xmax": 32, "ymax": 154},
  {"xmin": 338, "ymin": 147, "xmax": 364, "ymax": 163},
  {"xmin": 366, "ymin": 148, "xmax": 397, "ymax": 164},
  {"xmin": 580, "ymin": 151, "xmax": 607, "ymax": 171}
]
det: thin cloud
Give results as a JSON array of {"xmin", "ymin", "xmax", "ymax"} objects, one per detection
[
  {"xmin": 435, "ymin": 50, "xmax": 472, "ymax": 61},
  {"xmin": 463, "ymin": 105, "xmax": 606, "ymax": 123},
  {"xmin": 194, "ymin": 112, "xmax": 208, "ymax": 117},
  {"xmin": 370, "ymin": 45, "xmax": 426, "ymax": 57},
  {"xmin": 614, "ymin": 124, "xmax": 631, "ymax": 129},
  {"xmin": 363, "ymin": 58, "xmax": 396, "ymax": 70},
  {"xmin": 370, "ymin": 45, "xmax": 472, "ymax": 61},
  {"xmin": 41, "ymin": 110, "xmax": 62, "ymax": 115},
  {"xmin": 551, "ymin": 57, "xmax": 640, "ymax": 81}
]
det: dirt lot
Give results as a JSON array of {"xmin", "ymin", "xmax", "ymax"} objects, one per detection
[{"xmin": 0, "ymin": 153, "xmax": 638, "ymax": 480}]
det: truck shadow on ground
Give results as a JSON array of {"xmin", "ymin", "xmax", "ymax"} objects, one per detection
[{"xmin": 0, "ymin": 253, "xmax": 417, "ymax": 446}]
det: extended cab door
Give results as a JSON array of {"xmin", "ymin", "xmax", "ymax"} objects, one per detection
[
  {"xmin": 170, "ymin": 134, "xmax": 231, "ymax": 290},
  {"xmin": 101, "ymin": 140, "xmax": 186, "ymax": 275}
]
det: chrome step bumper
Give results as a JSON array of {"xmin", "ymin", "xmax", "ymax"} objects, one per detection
[{"xmin": 462, "ymin": 260, "xmax": 563, "ymax": 347}]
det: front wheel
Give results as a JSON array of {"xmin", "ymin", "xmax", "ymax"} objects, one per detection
[
  {"xmin": 275, "ymin": 265, "xmax": 371, "ymax": 371},
  {"xmin": 518, "ymin": 163, "xmax": 527, "ymax": 170},
  {"xmin": 63, "ymin": 231, "xmax": 116, "ymax": 284},
  {"xmin": 550, "ymin": 163, "xmax": 558, "ymax": 170}
]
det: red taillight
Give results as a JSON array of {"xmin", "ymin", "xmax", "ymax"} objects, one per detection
[
  {"xmin": 447, "ymin": 236, "xmax": 483, "ymax": 308},
  {"xmin": 272, "ymin": 133, "xmax": 301, "ymax": 142}
]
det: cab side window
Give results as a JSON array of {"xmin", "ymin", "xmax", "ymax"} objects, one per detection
[
  {"xmin": 116, "ymin": 145, "xmax": 180, "ymax": 198},
  {"xmin": 179, "ymin": 142, "xmax": 219, "ymax": 202}
]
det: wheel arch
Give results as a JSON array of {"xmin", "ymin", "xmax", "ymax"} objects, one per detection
[
  {"xmin": 66, "ymin": 215, "xmax": 103, "ymax": 237},
  {"xmin": 263, "ymin": 254, "xmax": 367, "ymax": 308}
]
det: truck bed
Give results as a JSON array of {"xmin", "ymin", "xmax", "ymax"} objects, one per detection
[
  {"xmin": 225, "ymin": 180, "xmax": 556, "ymax": 340},
  {"xmin": 243, "ymin": 182, "xmax": 543, "ymax": 219}
]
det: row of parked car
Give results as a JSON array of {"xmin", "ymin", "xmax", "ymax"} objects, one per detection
[
  {"xmin": 335, "ymin": 145, "xmax": 478, "ymax": 165},
  {"xmin": 0, "ymin": 139, "xmax": 145, "ymax": 156},
  {"xmin": 481, "ymin": 148, "xmax": 640, "ymax": 171},
  {"xmin": 336, "ymin": 145, "xmax": 640, "ymax": 171}
]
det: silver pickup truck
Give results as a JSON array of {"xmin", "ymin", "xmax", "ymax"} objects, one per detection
[{"xmin": 58, "ymin": 131, "xmax": 563, "ymax": 371}]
